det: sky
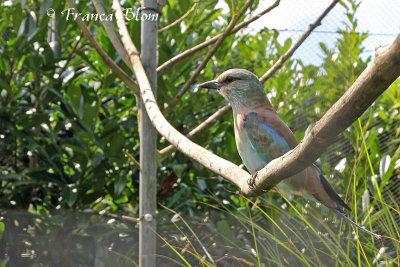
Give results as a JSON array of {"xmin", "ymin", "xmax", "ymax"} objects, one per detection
[
  {"xmin": 3, "ymin": 0, "xmax": 398, "ymax": 65},
  {"xmin": 216, "ymin": 0, "xmax": 400, "ymax": 65}
]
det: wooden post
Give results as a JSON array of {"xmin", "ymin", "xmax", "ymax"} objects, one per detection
[{"xmin": 139, "ymin": 0, "xmax": 158, "ymax": 266}]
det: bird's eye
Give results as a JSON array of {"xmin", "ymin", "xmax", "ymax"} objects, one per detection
[{"xmin": 225, "ymin": 77, "xmax": 235, "ymax": 83}]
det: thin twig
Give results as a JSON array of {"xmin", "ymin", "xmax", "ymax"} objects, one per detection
[
  {"xmin": 122, "ymin": 215, "xmax": 140, "ymax": 222},
  {"xmin": 93, "ymin": 0, "xmax": 132, "ymax": 71},
  {"xmin": 58, "ymin": 31, "xmax": 85, "ymax": 78},
  {"xmin": 159, "ymin": 104, "xmax": 231, "ymax": 157},
  {"xmin": 157, "ymin": 0, "xmax": 280, "ymax": 74},
  {"xmin": 65, "ymin": 0, "xmax": 139, "ymax": 96},
  {"xmin": 113, "ymin": 0, "xmax": 250, "ymax": 194},
  {"xmin": 251, "ymin": 34, "xmax": 400, "ymax": 195},
  {"xmin": 114, "ymin": 0, "xmax": 400, "ymax": 198},
  {"xmin": 162, "ymin": 0, "xmax": 255, "ymax": 115},
  {"xmin": 40, "ymin": 31, "xmax": 85, "ymax": 104},
  {"xmin": 162, "ymin": 0, "xmax": 339, "ymax": 143},
  {"xmin": 93, "ymin": 0, "xmax": 142, "ymax": 148},
  {"xmin": 123, "ymin": 148, "xmax": 140, "ymax": 168},
  {"xmin": 259, "ymin": 0, "xmax": 340, "ymax": 83},
  {"xmin": 112, "ymin": 0, "xmax": 140, "ymax": 59},
  {"xmin": 158, "ymin": 3, "xmax": 197, "ymax": 33}
]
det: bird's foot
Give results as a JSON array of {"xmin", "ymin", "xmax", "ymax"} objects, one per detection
[{"xmin": 247, "ymin": 172, "xmax": 258, "ymax": 189}]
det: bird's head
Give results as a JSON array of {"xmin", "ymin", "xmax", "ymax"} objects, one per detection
[{"xmin": 198, "ymin": 69, "xmax": 270, "ymax": 110}]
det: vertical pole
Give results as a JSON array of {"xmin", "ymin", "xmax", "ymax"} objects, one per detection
[
  {"xmin": 48, "ymin": 16, "xmax": 61, "ymax": 59},
  {"xmin": 139, "ymin": 0, "xmax": 158, "ymax": 266}
]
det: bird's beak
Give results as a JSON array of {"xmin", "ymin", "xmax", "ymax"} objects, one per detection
[{"xmin": 197, "ymin": 80, "xmax": 222, "ymax": 90}]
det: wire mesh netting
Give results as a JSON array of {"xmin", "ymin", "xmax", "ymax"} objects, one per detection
[
  {"xmin": 218, "ymin": 0, "xmax": 400, "ymax": 250},
  {"xmin": 243, "ymin": 0, "xmax": 400, "ymax": 248},
  {"xmin": 247, "ymin": 0, "xmax": 400, "ymax": 65}
]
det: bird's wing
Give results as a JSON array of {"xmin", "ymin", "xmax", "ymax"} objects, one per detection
[
  {"xmin": 255, "ymin": 109, "xmax": 299, "ymax": 149},
  {"xmin": 243, "ymin": 111, "xmax": 292, "ymax": 163},
  {"xmin": 245, "ymin": 111, "xmax": 350, "ymax": 209},
  {"xmin": 245, "ymin": 110, "xmax": 362, "ymax": 232}
]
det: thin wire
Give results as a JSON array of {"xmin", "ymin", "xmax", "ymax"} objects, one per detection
[{"xmin": 247, "ymin": 27, "xmax": 398, "ymax": 36}]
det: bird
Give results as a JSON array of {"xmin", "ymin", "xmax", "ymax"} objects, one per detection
[{"xmin": 198, "ymin": 69, "xmax": 380, "ymax": 238}]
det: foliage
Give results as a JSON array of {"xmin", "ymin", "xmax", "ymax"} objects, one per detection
[{"xmin": 0, "ymin": 0, "xmax": 399, "ymax": 266}]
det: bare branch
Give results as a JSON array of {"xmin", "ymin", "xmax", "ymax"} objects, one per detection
[
  {"xmin": 167, "ymin": 0, "xmax": 340, "ymax": 141},
  {"xmin": 113, "ymin": 0, "xmax": 250, "ymax": 190},
  {"xmin": 113, "ymin": 0, "xmax": 400, "ymax": 198},
  {"xmin": 93, "ymin": 0, "xmax": 132, "ymax": 71},
  {"xmin": 250, "ymin": 34, "xmax": 400, "ymax": 195},
  {"xmin": 123, "ymin": 148, "xmax": 140, "ymax": 168},
  {"xmin": 58, "ymin": 31, "xmax": 84, "ymax": 78},
  {"xmin": 159, "ymin": 104, "xmax": 231, "ymax": 156},
  {"xmin": 162, "ymin": 0, "xmax": 255, "ymax": 115},
  {"xmin": 158, "ymin": 3, "xmax": 198, "ymax": 33},
  {"xmin": 126, "ymin": 4, "xmax": 400, "ymax": 197},
  {"xmin": 122, "ymin": 215, "xmax": 140, "ymax": 222},
  {"xmin": 157, "ymin": 0, "xmax": 280, "ymax": 74},
  {"xmin": 65, "ymin": 0, "xmax": 139, "ymax": 95},
  {"xmin": 259, "ymin": 0, "xmax": 340, "ymax": 83}
]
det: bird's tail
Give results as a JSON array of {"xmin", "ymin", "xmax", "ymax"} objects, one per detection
[
  {"xmin": 308, "ymin": 164, "xmax": 351, "ymax": 211},
  {"xmin": 310, "ymin": 165, "xmax": 380, "ymax": 238},
  {"xmin": 333, "ymin": 209, "xmax": 381, "ymax": 238}
]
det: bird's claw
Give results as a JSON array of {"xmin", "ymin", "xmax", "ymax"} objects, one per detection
[{"xmin": 247, "ymin": 172, "xmax": 258, "ymax": 189}]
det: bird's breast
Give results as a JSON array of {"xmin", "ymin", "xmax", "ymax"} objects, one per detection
[
  {"xmin": 233, "ymin": 111, "xmax": 306, "ymax": 197},
  {"xmin": 234, "ymin": 113, "xmax": 266, "ymax": 173}
]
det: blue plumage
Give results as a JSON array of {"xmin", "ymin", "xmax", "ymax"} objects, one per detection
[
  {"xmin": 198, "ymin": 69, "xmax": 380, "ymax": 238},
  {"xmin": 244, "ymin": 112, "xmax": 290, "ymax": 164}
]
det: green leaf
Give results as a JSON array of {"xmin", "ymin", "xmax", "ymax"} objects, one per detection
[
  {"xmin": 197, "ymin": 179, "xmax": 207, "ymax": 191},
  {"xmin": 67, "ymin": 83, "xmax": 82, "ymax": 115},
  {"xmin": 217, "ymin": 219, "xmax": 232, "ymax": 240},
  {"xmin": 172, "ymin": 164, "xmax": 186, "ymax": 177},
  {"xmin": 361, "ymin": 189, "xmax": 370, "ymax": 212},
  {"xmin": 0, "ymin": 222, "xmax": 5, "ymax": 241},
  {"xmin": 63, "ymin": 185, "xmax": 78, "ymax": 208},
  {"xmin": 166, "ymin": 186, "xmax": 187, "ymax": 208},
  {"xmin": 40, "ymin": 0, "xmax": 53, "ymax": 17},
  {"xmin": 109, "ymin": 131, "xmax": 125, "ymax": 159},
  {"xmin": 18, "ymin": 113, "xmax": 49, "ymax": 129},
  {"xmin": 17, "ymin": 13, "xmax": 39, "ymax": 41},
  {"xmin": 20, "ymin": 0, "xmax": 26, "ymax": 9},
  {"xmin": 114, "ymin": 176, "xmax": 126, "ymax": 195},
  {"xmin": 379, "ymin": 154, "xmax": 390, "ymax": 179}
]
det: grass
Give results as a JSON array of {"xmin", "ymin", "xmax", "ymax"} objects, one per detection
[
  {"xmin": 155, "ymin": 117, "xmax": 400, "ymax": 266},
  {"xmin": 157, "ymin": 188, "xmax": 399, "ymax": 266}
]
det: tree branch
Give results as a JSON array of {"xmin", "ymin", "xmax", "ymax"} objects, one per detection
[
  {"xmin": 250, "ymin": 34, "xmax": 400, "ymax": 196},
  {"xmin": 159, "ymin": 104, "xmax": 231, "ymax": 157},
  {"xmin": 65, "ymin": 0, "xmax": 139, "ymax": 96},
  {"xmin": 162, "ymin": 0, "xmax": 255, "ymax": 115},
  {"xmin": 157, "ymin": 0, "xmax": 280, "ymax": 74},
  {"xmin": 259, "ymin": 0, "xmax": 340, "ymax": 83},
  {"xmin": 58, "ymin": 31, "xmax": 84, "ymax": 78},
  {"xmin": 113, "ymin": 0, "xmax": 250, "ymax": 191},
  {"xmin": 158, "ymin": 2, "xmax": 198, "ymax": 33},
  {"xmin": 113, "ymin": 0, "xmax": 400, "ymax": 197},
  {"xmin": 93, "ymin": 0, "xmax": 132, "ymax": 72},
  {"xmin": 163, "ymin": 0, "xmax": 340, "ymax": 144},
  {"xmin": 123, "ymin": 148, "xmax": 140, "ymax": 168}
]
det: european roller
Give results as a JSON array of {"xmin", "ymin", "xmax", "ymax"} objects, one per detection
[{"xmin": 199, "ymin": 69, "xmax": 379, "ymax": 238}]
